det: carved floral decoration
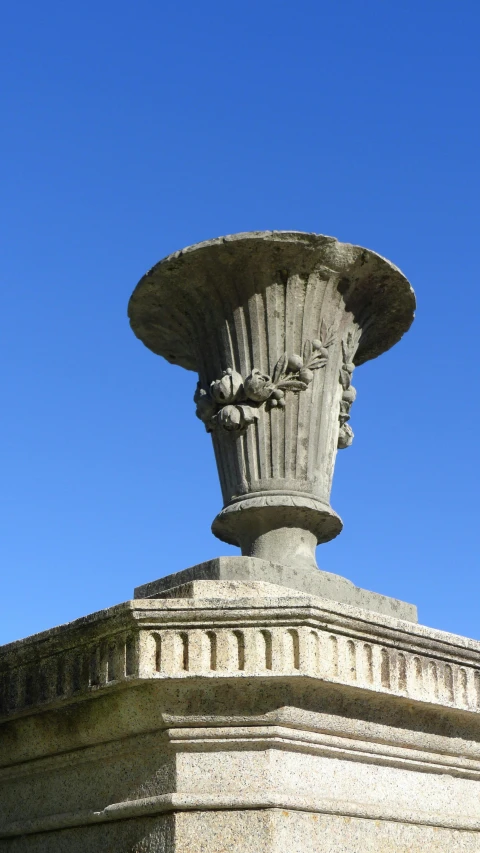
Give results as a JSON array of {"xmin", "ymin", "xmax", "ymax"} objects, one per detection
[
  {"xmin": 195, "ymin": 323, "xmax": 335, "ymax": 434},
  {"xmin": 337, "ymin": 330, "xmax": 359, "ymax": 449}
]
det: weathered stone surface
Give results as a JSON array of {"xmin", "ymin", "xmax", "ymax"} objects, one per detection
[
  {"xmin": 134, "ymin": 557, "xmax": 418, "ymax": 622},
  {"xmin": 128, "ymin": 231, "xmax": 415, "ymax": 575},
  {"xmin": 1, "ymin": 581, "xmax": 480, "ymax": 850},
  {"xmin": 0, "ymin": 231, "xmax": 436, "ymax": 851},
  {"xmin": 4, "ymin": 811, "xmax": 479, "ymax": 853}
]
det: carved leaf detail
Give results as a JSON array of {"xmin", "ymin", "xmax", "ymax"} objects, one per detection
[
  {"xmin": 277, "ymin": 379, "xmax": 309, "ymax": 391},
  {"xmin": 320, "ymin": 320, "xmax": 334, "ymax": 347},
  {"xmin": 339, "ymin": 369, "xmax": 350, "ymax": 390},
  {"xmin": 309, "ymin": 357, "xmax": 328, "ymax": 370},
  {"xmin": 303, "ymin": 339, "xmax": 312, "ymax": 364},
  {"xmin": 239, "ymin": 405, "xmax": 260, "ymax": 425},
  {"xmin": 273, "ymin": 352, "xmax": 288, "ymax": 385}
]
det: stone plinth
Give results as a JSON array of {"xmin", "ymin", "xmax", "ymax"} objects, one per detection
[
  {"xmin": 2, "ymin": 580, "xmax": 480, "ymax": 852},
  {"xmin": 134, "ymin": 556, "xmax": 418, "ymax": 622}
]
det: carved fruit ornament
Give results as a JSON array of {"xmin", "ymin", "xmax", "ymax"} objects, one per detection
[{"xmin": 195, "ymin": 322, "xmax": 342, "ymax": 437}]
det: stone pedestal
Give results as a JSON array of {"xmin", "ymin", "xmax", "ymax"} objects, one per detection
[
  {"xmin": 2, "ymin": 576, "xmax": 480, "ymax": 852},
  {"xmin": 3, "ymin": 230, "xmax": 467, "ymax": 851}
]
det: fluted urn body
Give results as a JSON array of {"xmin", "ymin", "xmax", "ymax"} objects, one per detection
[{"xmin": 129, "ymin": 232, "xmax": 414, "ymax": 571}]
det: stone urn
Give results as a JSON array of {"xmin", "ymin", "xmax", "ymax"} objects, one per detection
[{"xmin": 128, "ymin": 231, "xmax": 414, "ymax": 572}]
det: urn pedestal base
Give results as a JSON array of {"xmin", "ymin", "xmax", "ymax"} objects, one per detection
[
  {"xmin": 134, "ymin": 556, "xmax": 417, "ymax": 622},
  {"xmin": 1, "ymin": 576, "xmax": 480, "ymax": 852},
  {"xmin": 211, "ymin": 492, "xmax": 343, "ymax": 571}
]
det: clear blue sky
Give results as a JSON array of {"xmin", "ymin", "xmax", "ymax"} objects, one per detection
[{"xmin": 1, "ymin": 1, "xmax": 479, "ymax": 644}]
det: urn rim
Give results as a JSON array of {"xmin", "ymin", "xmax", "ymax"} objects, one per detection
[{"xmin": 128, "ymin": 230, "xmax": 415, "ymax": 372}]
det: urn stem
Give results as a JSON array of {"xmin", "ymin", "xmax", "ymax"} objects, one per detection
[{"xmin": 238, "ymin": 526, "xmax": 318, "ymax": 572}]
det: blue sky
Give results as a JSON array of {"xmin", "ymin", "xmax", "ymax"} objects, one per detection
[{"xmin": 1, "ymin": 0, "xmax": 479, "ymax": 644}]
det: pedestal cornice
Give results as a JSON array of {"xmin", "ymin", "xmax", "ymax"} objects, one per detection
[
  {"xmin": 2, "ymin": 583, "xmax": 480, "ymax": 850},
  {"xmin": 1, "ymin": 585, "xmax": 479, "ymax": 727}
]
